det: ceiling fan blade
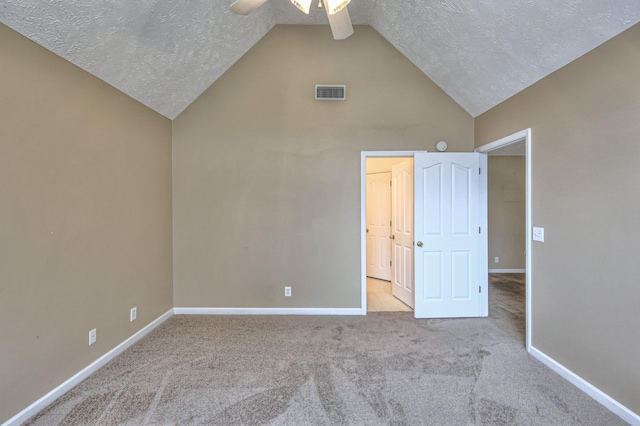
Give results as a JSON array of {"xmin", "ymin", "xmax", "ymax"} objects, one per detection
[
  {"xmin": 324, "ymin": 3, "xmax": 354, "ymax": 40},
  {"xmin": 230, "ymin": 0, "xmax": 268, "ymax": 15}
]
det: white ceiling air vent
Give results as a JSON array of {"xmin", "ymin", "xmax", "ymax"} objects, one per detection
[{"xmin": 315, "ymin": 85, "xmax": 346, "ymax": 101}]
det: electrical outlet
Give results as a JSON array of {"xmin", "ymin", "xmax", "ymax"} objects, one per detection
[
  {"xmin": 130, "ymin": 307, "xmax": 137, "ymax": 322},
  {"xmin": 533, "ymin": 227, "xmax": 545, "ymax": 242},
  {"xmin": 89, "ymin": 328, "xmax": 97, "ymax": 345},
  {"xmin": 284, "ymin": 286, "xmax": 292, "ymax": 297},
  {"xmin": 494, "ymin": 257, "xmax": 499, "ymax": 263}
]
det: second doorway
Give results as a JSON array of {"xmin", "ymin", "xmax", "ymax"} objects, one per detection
[{"xmin": 366, "ymin": 157, "xmax": 414, "ymax": 312}]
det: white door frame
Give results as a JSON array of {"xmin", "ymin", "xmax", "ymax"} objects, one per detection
[
  {"xmin": 361, "ymin": 151, "xmax": 417, "ymax": 314},
  {"xmin": 475, "ymin": 129, "xmax": 532, "ymax": 352}
]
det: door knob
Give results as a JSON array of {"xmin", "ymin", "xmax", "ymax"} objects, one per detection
[
  {"xmin": 417, "ymin": 241, "xmax": 423, "ymax": 247},
  {"xmin": 390, "ymin": 235, "xmax": 395, "ymax": 240}
]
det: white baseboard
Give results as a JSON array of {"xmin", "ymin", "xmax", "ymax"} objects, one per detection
[
  {"xmin": 530, "ymin": 346, "xmax": 640, "ymax": 425},
  {"xmin": 2, "ymin": 308, "xmax": 174, "ymax": 426},
  {"xmin": 174, "ymin": 307, "xmax": 364, "ymax": 316},
  {"xmin": 488, "ymin": 268, "xmax": 526, "ymax": 273}
]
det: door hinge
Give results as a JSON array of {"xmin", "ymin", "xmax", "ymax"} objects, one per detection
[
  {"xmin": 390, "ymin": 181, "xmax": 392, "ymax": 187},
  {"xmin": 390, "ymin": 220, "xmax": 392, "ymax": 226},
  {"xmin": 479, "ymin": 227, "xmax": 481, "ymax": 234},
  {"xmin": 479, "ymin": 167, "xmax": 481, "ymax": 175},
  {"xmin": 390, "ymin": 260, "xmax": 392, "ymax": 266},
  {"xmin": 479, "ymin": 286, "xmax": 482, "ymax": 293}
]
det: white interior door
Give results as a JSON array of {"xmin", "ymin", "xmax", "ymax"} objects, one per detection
[
  {"xmin": 391, "ymin": 161, "xmax": 414, "ymax": 308},
  {"xmin": 366, "ymin": 172, "xmax": 392, "ymax": 281},
  {"xmin": 414, "ymin": 152, "xmax": 486, "ymax": 318}
]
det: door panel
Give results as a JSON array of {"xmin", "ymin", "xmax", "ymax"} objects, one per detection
[
  {"xmin": 452, "ymin": 251, "xmax": 470, "ymax": 299},
  {"xmin": 424, "ymin": 252, "xmax": 442, "ymax": 300},
  {"xmin": 423, "ymin": 164, "xmax": 442, "ymax": 235},
  {"xmin": 451, "ymin": 163, "xmax": 471, "ymax": 235},
  {"xmin": 366, "ymin": 172, "xmax": 392, "ymax": 280},
  {"xmin": 414, "ymin": 153, "xmax": 485, "ymax": 318},
  {"xmin": 392, "ymin": 161, "xmax": 414, "ymax": 308}
]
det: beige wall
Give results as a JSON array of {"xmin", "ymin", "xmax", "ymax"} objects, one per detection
[
  {"xmin": 476, "ymin": 23, "xmax": 640, "ymax": 414},
  {"xmin": 173, "ymin": 25, "xmax": 474, "ymax": 309},
  {"xmin": 0, "ymin": 25, "xmax": 173, "ymax": 423},
  {"xmin": 488, "ymin": 156, "xmax": 525, "ymax": 270}
]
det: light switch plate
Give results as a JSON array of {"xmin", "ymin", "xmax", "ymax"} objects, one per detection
[{"xmin": 533, "ymin": 227, "xmax": 544, "ymax": 242}]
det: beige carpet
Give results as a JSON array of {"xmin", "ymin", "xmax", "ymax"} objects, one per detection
[{"xmin": 25, "ymin": 309, "xmax": 624, "ymax": 424}]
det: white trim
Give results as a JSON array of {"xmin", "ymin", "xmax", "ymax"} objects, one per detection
[
  {"xmin": 476, "ymin": 128, "xmax": 532, "ymax": 352},
  {"xmin": 361, "ymin": 151, "xmax": 418, "ymax": 315},
  {"xmin": 2, "ymin": 309, "xmax": 175, "ymax": 426},
  {"xmin": 488, "ymin": 269, "xmax": 526, "ymax": 273},
  {"xmin": 475, "ymin": 129, "xmax": 529, "ymax": 154},
  {"xmin": 174, "ymin": 308, "xmax": 364, "ymax": 315},
  {"xmin": 530, "ymin": 346, "xmax": 640, "ymax": 425}
]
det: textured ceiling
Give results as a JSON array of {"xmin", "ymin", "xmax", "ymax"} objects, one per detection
[{"xmin": 1, "ymin": 0, "xmax": 639, "ymax": 119}]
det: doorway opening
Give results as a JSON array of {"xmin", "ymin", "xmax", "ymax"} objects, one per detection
[
  {"xmin": 365, "ymin": 156, "xmax": 414, "ymax": 313},
  {"xmin": 362, "ymin": 150, "xmax": 488, "ymax": 319},
  {"xmin": 361, "ymin": 152, "xmax": 416, "ymax": 314},
  {"xmin": 476, "ymin": 129, "xmax": 532, "ymax": 351}
]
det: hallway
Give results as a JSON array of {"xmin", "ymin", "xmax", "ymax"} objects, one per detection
[{"xmin": 488, "ymin": 273, "xmax": 526, "ymax": 345}]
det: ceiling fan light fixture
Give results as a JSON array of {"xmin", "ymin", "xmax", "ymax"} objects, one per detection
[
  {"xmin": 324, "ymin": 0, "xmax": 350, "ymax": 14},
  {"xmin": 290, "ymin": 0, "xmax": 313, "ymax": 14}
]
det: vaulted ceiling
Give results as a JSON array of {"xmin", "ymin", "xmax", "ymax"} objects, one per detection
[{"xmin": 2, "ymin": 0, "xmax": 638, "ymax": 119}]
